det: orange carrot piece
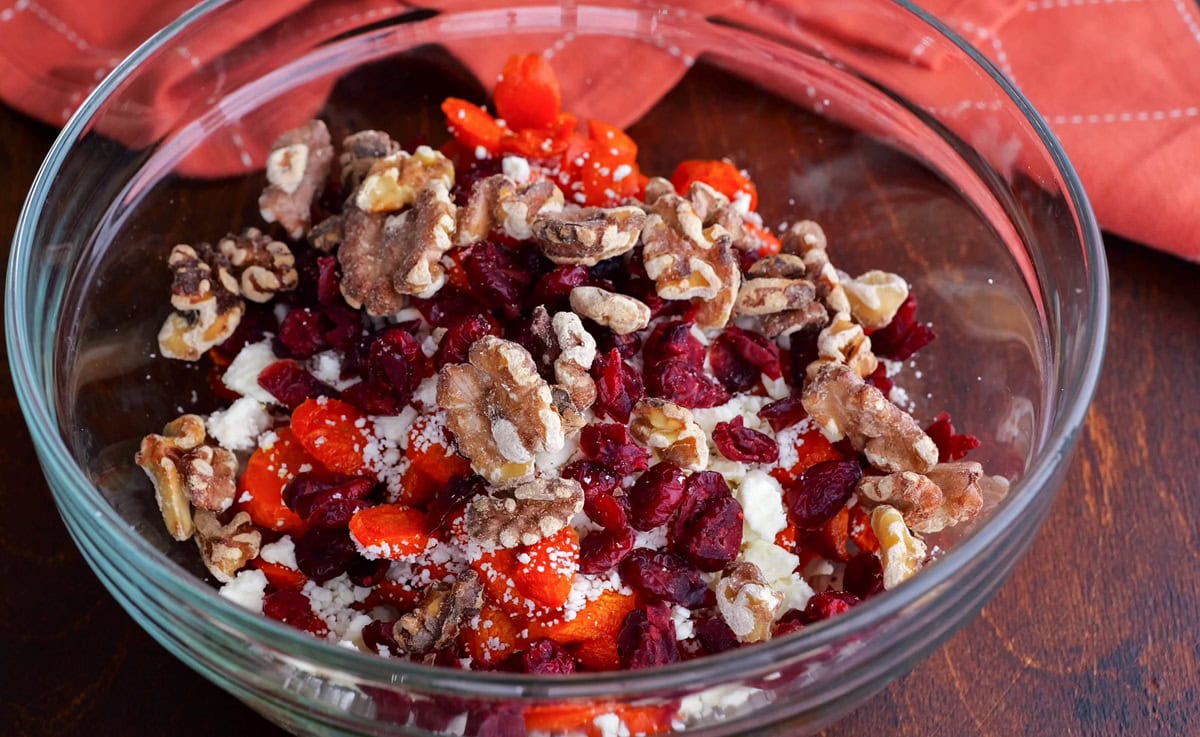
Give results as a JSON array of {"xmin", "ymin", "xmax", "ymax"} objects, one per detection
[
  {"xmin": 254, "ymin": 559, "xmax": 308, "ymax": 591},
  {"xmin": 526, "ymin": 589, "xmax": 640, "ymax": 645},
  {"xmin": 348, "ymin": 504, "xmax": 430, "ymax": 559},
  {"xmin": 462, "ymin": 601, "xmax": 526, "ymax": 666},
  {"xmin": 570, "ymin": 637, "xmax": 621, "ymax": 671},
  {"xmin": 290, "ymin": 398, "xmax": 372, "ymax": 475},
  {"xmin": 442, "ymin": 97, "xmax": 508, "ymax": 154},
  {"xmin": 512, "ymin": 527, "xmax": 580, "ymax": 609},
  {"xmin": 235, "ymin": 427, "xmax": 313, "ymax": 535},
  {"xmin": 586, "ymin": 119, "xmax": 638, "ymax": 161},
  {"xmin": 849, "ymin": 503, "xmax": 879, "ymax": 553},
  {"xmin": 493, "ymin": 53, "xmax": 562, "ymax": 130},
  {"xmin": 670, "ymin": 159, "xmax": 759, "ymax": 211}
]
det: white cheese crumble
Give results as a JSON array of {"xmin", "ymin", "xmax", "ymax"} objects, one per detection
[
  {"xmin": 676, "ymin": 685, "xmax": 763, "ymax": 722},
  {"xmin": 633, "ymin": 525, "xmax": 669, "ymax": 550},
  {"xmin": 221, "ymin": 340, "xmax": 279, "ymax": 403},
  {"xmin": 411, "ymin": 375, "xmax": 439, "ymax": 411},
  {"xmin": 308, "ymin": 350, "xmax": 361, "ymax": 391},
  {"xmin": 671, "ymin": 604, "xmax": 695, "ymax": 640},
  {"xmin": 501, "ymin": 155, "xmax": 532, "ymax": 183},
  {"xmin": 303, "ymin": 573, "xmax": 373, "ymax": 640},
  {"xmin": 218, "ymin": 569, "xmax": 268, "ymax": 611},
  {"xmin": 371, "ymin": 406, "xmax": 420, "ymax": 450},
  {"xmin": 259, "ymin": 535, "xmax": 298, "ymax": 570},
  {"xmin": 206, "ymin": 396, "xmax": 272, "ymax": 452},
  {"xmin": 735, "ymin": 470, "xmax": 787, "ymax": 541},
  {"xmin": 691, "ymin": 394, "xmax": 773, "ymax": 437},
  {"xmin": 593, "ymin": 712, "xmax": 631, "ymax": 737}
]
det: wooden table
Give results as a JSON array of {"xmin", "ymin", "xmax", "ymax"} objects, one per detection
[{"xmin": 1, "ymin": 96, "xmax": 1197, "ymax": 736}]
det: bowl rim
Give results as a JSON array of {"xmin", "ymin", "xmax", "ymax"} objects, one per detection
[{"xmin": 5, "ymin": 0, "xmax": 1108, "ymax": 699}]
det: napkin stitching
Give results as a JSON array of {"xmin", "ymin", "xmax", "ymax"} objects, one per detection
[
  {"xmin": 1024, "ymin": 0, "xmax": 1146, "ymax": 10},
  {"xmin": 1169, "ymin": 0, "xmax": 1200, "ymax": 46},
  {"xmin": 20, "ymin": 0, "xmax": 90, "ymax": 51},
  {"xmin": 1050, "ymin": 106, "xmax": 1200, "ymax": 124}
]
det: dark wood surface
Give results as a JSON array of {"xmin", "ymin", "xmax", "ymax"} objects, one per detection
[{"xmin": 1, "ymin": 94, "xmax": 1198, "ymax": 737}]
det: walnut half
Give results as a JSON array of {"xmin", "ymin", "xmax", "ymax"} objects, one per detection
[
  {"xmin": 392, "ymin": 569, "xmax": 484, "ymax": 656},
  {"xmin": 629, "ymin": 398, "xmax": 708, "ymax": 471},
  {"xmin": 134, "ymin": 415, "xmax": 238, "ymax": 541},
  {"xmin": 217, "ymin": 228, "xmax": 298, "ymax": 303},
  {"xmin": 157, "ymin": 243, "xmax": 244, "ymax": 361},
  {"xmin": 716, "ymin": 562, "xmax": 784, "ymax": 643},
  {"xmin": 194, "ymin": 510, "xmax": 261, "ymax": 583},
  {"xmin": 466, "ymin": 477, "xmax": 584, "ymax": 550},
  {"xmin": 258, "ymin": 120, "xmax": 334, "ymax": 239}
]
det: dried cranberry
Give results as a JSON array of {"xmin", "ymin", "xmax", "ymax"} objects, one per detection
[
  {"xmin": 347, "ymin": 556, "xmax": 391, "ymax": 588},
  {"xmin": 693, "ymin": 617, "xmax": 740, "ymax": 655},
  {"xmin": 427, "ymin": 474, "xmax": 488, "ymax": 534},
  {"xmin": 648, "ymin": 359, "xmax": 731, "ymax": 408},
  {"xmin": 585, "ymin": 493, "xmax": 629, "ymax": 531},
  {"xmin": 617, "ymin": 603, "xmax": 680, "ymax": 669},
  {"xmin": 758, "ymin": 396, "xmax": 809, "ymax": 432},
  {"xmin": 361, "ymin": 619, "xmax": 401, "ymax": 655},
  {"xmin": 340, "ymin": 381, "xmax": 403, "ymax": 415},
  {"xmin": 843, "ymin": 552, "xmax": 885, "ymax": 599},
  {"xmin": 588, "ymin": 254, "xmax": 627, "ymax": 285},
  {"xmin": 257, "ymin": 359, "xmax": 338, "ymax": 409},
  {"xmin": 211, "ymin": 304, "xmax": 275, "ymax": 363},
  {"xmin": 466, "ymin": 705, "xmax": 526, "ymax": 737},
  {"xmin": 322, "ymin": 304, "xmax": 363, "ymax": 351},
  {"xmin": 802, "ymin": 591, "xmax": 860, "ymax": 623},
  {"xmin": 786, "ymin": 326, "xmax": 822, "ymax": 389},
  {"xmin": 316, "ymin": 255, "xmax": 341, "ymax": 306},
  {"xmin": 643, "ymin": 320, "xmax": 705, "ymax": 368},
  {"xmin": 620, "ymin": 549, "xmax": 708, "ymax": 608},
  {"xmin": 580, "ymin": 423, "xmax": 650, "ymax": 475},
  {"xmin": 451, "ymin": 157, "xmax": 504, "ymax": 206},
  {"xmin": 709, "ymin": 327, "xmax": 781, "ymax": 392},
  {"xmin": 434, "ymin": 314, "xmax": 500, "ymax": 367},
  {"xmin": 712, "ymin": 416, "xmax": 780, "ymax": 463},
  {"xmin": 626, "ymin": 462, "xmax": 687, "ymax": 530},
  {"xmin": 784, "ymin": 460, "xmax": 862, "ymax": 530},
  {"xmin": 924, "ymin": 411, "xmax": 981, "ymax": 461},
  {"xmin": 278, "ymin": 307, "xmax": 327, "ymax": 358},
  {"xmin": 579, "ymin": 525, "xmax": 636, "ymax": 574},
  {"xmin": 561, "ymin": 461, "xmax": 621, "ymax": 504},
  {"xmin": 864, "ymin": 362, "xmax": 894, "ymax": 397},
  {"xmin": 670, "ymin": 472, "xmax": 744, "ymax": 572},
  {"xmin": 293, "ymin": 527, "xmax": 359, "ymax": 583},
  {"xmin": 462, "ymin": 242, "xmax": 546, "ymax": 318},
  {"xmin": 594, "ymin": 328, "xmax": 642, "ymax": 360},
  {"xmin": 367, "ymin": 327, "xmax": 429, "ymax": 401},
  {"xmin": 263, "ymin": 589, "xmax": 327, "ymax": 634},
  {"xmin": 521, "ymin": 638, "xmax": 577, "ymax": 674},
  {"xmin": 283, "ymin": 472, "xmax": 375, "ymax": 528},
  {"xmin": 529, "ymin": 265, "xmax": 591, "ymax": 311},
  {"xmin": 591, "ymin": 348, "xmax": 644, "ymax": 423},
  {"xmin": 870, "ymin": 293, "xmax": 936, "ymax": 360},
  {"xmin": 771, "ymin": 610, "xmax": 806, "ymax": 638},
  {"xmin": 411, "ymin": 286, "xmax": 487, "ymax": 328}
]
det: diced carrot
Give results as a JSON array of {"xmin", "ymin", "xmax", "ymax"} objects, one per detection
[
  {"xmin": 397, "ymin": 420, "xmax": 471, "ymax": 507},
  {"xmin": 462, "ymin": 601, "xmax": 526, "ymax": 666},
  {"xmin": 770, "ymin": 427, "xmax": 849, "ymax": 485},
  {"xmin": 804, "ymin": 506, "xmax": 851, "ymax": 562},
  {"xmin": 235, "ymin": 427, "xmax": 313, "ymax": 535},
  {"xmin": 742, "ymin": 218, "xmax": 782, "ymax": 256},
  {"xmin": 348, "ymin": 504, "xmax": 430, "ymax": 559},
  {"xmin": 442, "ymin": 97, "xmax": 508, "ymax": 155},
  {"xmin": 616, "ymin": 704, "xmax": 675, "ymax": 735},
  {"xmin": 527, "ymin": 589, "xmax": 641, "ymax": 644},
  {"xmin": 493, "ymin": 53, "xmax": 562, "ymax": 130},
  {"xmin": 512, "ymin": 527, "xmax": 580, "ymax": 609},
  {"xmin": 570, "ymin": 637, "xmax": 621, "ymax": 671},
  {"xmin": 290, "ymin": 397, "xmax": 372, "ymax": 475},
  {"xmin": 586, "ymin": 119, "xmax": 638, "ymax": 161},
  {"xmin": 670, "ymin": 159, "xmax": 759, "ymax": 211},
  {"xmin": 774, "ymin": 521, "xmax": 799, "ymax": 552},
  {"xmin": 471, "ymin": 547, "xmax": 550, "ymax": 621},
  {"xmin": 524, "ymin": 704, "xmax": 608, "ymax": 735},
  {"xmin": 254, "ymin": 559, "xmax": 308, "ymax": 591},
  {"xmin": 580, "ymin": 146, "xmax": 641, "ymax": 207},
  {"xmin": 849, "ymin": 503, "xmax": 879, "ymax": 553},
  {"xmin": 364, "ymin": 580, "xmax": 423, "ymax": 611}
]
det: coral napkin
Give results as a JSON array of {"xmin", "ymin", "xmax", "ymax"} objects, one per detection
[{"xmin": 0, "ymin": 0, "xmax": 1196, "ymax": 260}]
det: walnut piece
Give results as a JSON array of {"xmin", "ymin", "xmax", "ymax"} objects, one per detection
[
  {"xmin": 802, "ymin": 363, "xmax": 938, "ymax": 473},
  {"xmin": 354, "ymin": 146, "xmax": 455, "ymax": 214},
  {"xmin": 339, "ymin": 130, "xmax": 400, "ymax": 190},
  {"xmin": 438, "ymin": 337, "xmax": 566, "ymax": 486},
  {"xmin": 716, "ymin": 562, "xmax": 784, "ymax": 643},
  {"xmin": 392, "ymin": 569, "xmax": 483, "ymax": 655},
  {"xmin": 134, "ymin": 415, "xmax": 238, "ymax": 540},
  {"xmin": 532, "ymin": 205, "xmax": 646, "ymax": 266},
  {"xmin": 629, "ymin": 398, "xmax": 709, "ymax": 471},
  {"xmin": 780, "ymin": 220, "xmax": 851, "ymax": 315},
  {"xmin": 759, "ymin": 301, "xmax": 829, "ymax": 339},
  {"xmin": 258, "ymin": 120, "xmax": 334, "ymax": 239},
  {"xmin": 843, "ymin": 270, "xmax": 910, "ymax": 330},
  {"xmin": 193, "ymin": 510, "xmax": 261, "ymax": 583},
  {"xmin": 217, "ymin": 228, "xmax": 298, "ymax": 303},
  {"xmin": 466, "ymin": 477, "xmax": 584, "ymax": 549},
  {"xmin": 815, "ymin": 311, "xmax": 878, "ymax": 378},
  {"xmin": 735, "ymin": 277, "xmax": 816, "ymax": 316},
  {"xmin": 457, "ymin": 175, "xmax": 565, "ymax": 245},
  {"xmin": 856, "ymin": 471, "xmax": 944, "ymax": 533},
  {"xmin": 550, "ymin": 311, "xmax": 597, "ymax": 412},
  {"xmin": 339, "ymin": 180, "xmax": 457, "ymax": 314},
  {"xmin": 568, "ymin": 286, "xmax": 651, "ymax": 335},
  {"xmin": 746, "ymin": 254, "xmax": 808, "ymax": 279},
  {"xmin": 693, "ymin": 233, "xmax": 741, "ymax": 330},
  {"xmin": 307, "ymin": 214, "xmax": 344, "ymax": 252},
  {"xmin": 157, "ymin": 243, "xmax": 245, "ymax": 361},
  {"xmin": 923, "ymin": 462, "xmax": 986, "ymax": 531},
  {"xmin": 871, "ymin": 505, "xmax": 927, "ymax": 589}
]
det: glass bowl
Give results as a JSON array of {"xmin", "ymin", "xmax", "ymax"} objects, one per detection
[{"xmin": 6, "ymin": 0, "xmax": 1107, "ymax": 735}]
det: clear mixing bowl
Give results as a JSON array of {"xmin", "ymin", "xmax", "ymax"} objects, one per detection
[{"xmin": 6, "ymin": 0, "xmax": 1107, "ymax": 735}]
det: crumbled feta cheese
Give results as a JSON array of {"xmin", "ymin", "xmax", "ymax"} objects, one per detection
[
  {"xmin": 671, "ymin": 605, "xmax": 695, "ymax": 640},
  {"xmin": 303, "ymin": 574, "xmax": 373, "ymax": 640},
  {"xmin": 219, "ymin": 569, "xmax": 268, "ymax": 611},
  {"xmin": 391, "ymin": 306, "xmax": 424, "ymax": 324},
  {"xmin": 735, "ymin": 470, "xmax": 787, "ymax": 540},
  {"xmin": 762, "ymin": 374, "xmax": 789, "ymax": 400},
  {"xmin": 732, "ymin": 190, "xmax": 753, "ymax": 215},
  {"xmin": 222, "ymin": 340, "xmax": 278, "ymax": 403},
  {"xmin": 612, "ymin": 164, "xmax": 633, "ymax": 183},
  {"xmin": 774, "ymin": 572, "xmax": 815, "ymax": 613},
  {"xmin": 502, "ymin": 155, "xmax": 532, "ymax": 184},
  {"xmin": 691, "ymin": 395, "xmax": 773, "ymax": 437},
  {"xmin": 411, "ymin": 375, "xmax": 439, "ymax": 411},
  {"xmin": 259, "ymin": 535, "xmax": 298, "ymax": 570},
  {"xmin": 740, "ymin": 538, "xmax": 801, "ymax": 590},
  {"xmin": 308, "ymin": 350, "xmax": 361, "ymax": 391},
  {"xmin": 535, "ymin": 430, "xmax": 579, "ymax": 474},
  {"xmin": 676, "ymin": 685, "xmax": 762, "ymax": 721},
  {"xmin": 593, "ymin": 712, "xmax": 631, "ymax": 737},
  {"xmin": 372, "ymin": 406, "xmax": 420, "ymax": 449},
  {"xmin": 633, "ymin": 525, "xmax": 669, "ymax": 550},
  {"xmin": 206, "ymin": 397, "xmax": 272, "ymax": 451}
]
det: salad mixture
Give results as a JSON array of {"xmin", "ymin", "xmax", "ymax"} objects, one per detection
[{"xmin": 135, "ymin": 53, "xmax": 1008, "ymax": 701}]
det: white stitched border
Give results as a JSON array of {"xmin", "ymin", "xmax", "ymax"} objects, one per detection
[
  {"xmin": 1025, "ymin": 0, "xmax": 1145, "ymax": 10},
  {"xmin": 1050, "ymin": 107, "xmax": 1200, "ymax": 124},
  {"xmin": 23, "ymin": 0, "xmax": 90, "ymax": 51},
  {"xmin": 1169, "ymin": 0, "xmax": 1200, "ymax": 46}
]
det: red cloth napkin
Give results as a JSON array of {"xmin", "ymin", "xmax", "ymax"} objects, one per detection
[{"xmin": 1, "ymin": 0, "xmax": 1196, "ymax": 260}]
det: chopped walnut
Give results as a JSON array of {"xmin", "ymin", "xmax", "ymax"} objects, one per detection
[
  {"xmin": 466, "ymin": 477, "xmax": 584, "ymax": 549},
  {"xmin": 780, "ymin": 220, "xmax": 851, "ymax": 315},
  {"xmin": 693, "ymin": 233, "xmax": 741, "ymax": 330},
  {"xmin": 550, "ymin": 311, "xmax": 597, "ymax": 412},
  {"xmin": 354, "ymin": 146, "xmax": 455, "ymax": 214},
  {"xmin": 392, "ymin": 569, "xmax": 483, "ymax": 655},
  {"xmin": 856, "ymin": 471, "xmax": 945, "ymax": 533},
  {"xmin": 843, "ymin": 270, "xmax": 910, "ymax": 330},
  {"xmin": 339, "ymin": 181, "xmax": 457, "ymax": 314},
  {"xmin": 735, "ymin": 277, "xmax": 816, "ymax": 316},
  {"xmin": 568, "ymin": 286, "xmax": 651, "ymax": 335},
  {"xmin": 746, "ymin": 254, "xmax": 808, "ymax": 279},
  {"xmin": 629, "ymin": 398, "xmax": 709, "ymax": 471},
  {"xmin": 802, "ymin": 363, "xmax": 938, "ymax": 473},
  {"xmin": 923, "ymin": 462, "xmax": 986, "ymax": 531},
  {"xmin": 308, "ymin": 214, "xmax": 344, "ymax": 253},
  {"xmin": 258, "ymin": 120, "xmax": 334, "ymax": 239},
  {"xmin": 157, "ymin": 243, "xmax": 245, "ymax": 361},
  {"xmin": 217, "ymin": 228, "xmax": 298, "ymax": 303},
  {"xmin": 457, "ymin": 175, "xmax": 565, "ymax": 245},
  {"xmin": 438, "ymin": 337, "xmax": 566, "ymax": 486},
  {"xmin": 715, "ymin": 562, "xmax": 783, "ymax": 643},
  {"xmin": 339, "ymin": 130, "xmax": 400, "ymax": 190},
  {"xmin": 134, "ymin": 415, "xmax": 238, "ymax": 540},
  {"xmin": 871, "ymin": 505, "xmax": 927, "ymax": 589},
  {"xmin": 815, "ymin": 311, "xmax": 878, "ymax": 377},
  {"xmin": 193, "ymin": 510, "xmax": 261, "ymax": 583},
  {"xmin": 531, "ymin": 205, "xmax": 645, "ymax": 265},
  {"xmin": 642, "ymin": 176, "xmax": 676, "ymax": 204},
  {"xmin": 760, "ymin": 301, "xmax": 830, "ymax": 339}
]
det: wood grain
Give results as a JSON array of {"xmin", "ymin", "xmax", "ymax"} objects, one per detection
[{"xmin": 1, "ymin": 76, "xmax": 1197, "ymax": 736}]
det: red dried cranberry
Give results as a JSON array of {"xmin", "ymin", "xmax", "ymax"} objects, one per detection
[
  {"xmin": 451, "ymin": 157, "xmax": 504, "ymax": 206},
  {"xmin": 784, "ymin": 460, "xmax": 862, "ymax": 531},
  {"xmin": 462, "ymin": 242, "xmax": 545, "ymax": 319},
  {"xmin": 316, "ymin": 255, "xmax": 341, "ymax": 306},
  {"xmin": 626, "ymin": 462, "xmax": 687, "ymax": 531},
  {"xmin": 211, "ymin": 304, "xmax": 276, "ymax": 363},
  {"xmin": 347, "ymin": 556, "xmax": 391, "ymax": 588},
  {"xmin": 771, "ymin": 610, "xmax": 806, "ymax": 638},
  {"xmin": 709, "ymin": 327, "xmax": 781, "ymax": 392},
  {"xmin": 643, "ymin": 320, "xmax": 705, "ymax": 367},
  {"xmin": 924, "ymin": 411, "xmax": 981, "ymax": 461},
  {"xmin": 594, "ymin": 328, "xmax": 642, "ymax": 360},
  {"xmin": 340, "ymin": 381, "xmax": 403, "ymax": 415},
  {"xmin": 580, "ymin": 423, "xmax": 650, "ymax": 475},
  {"xmin": 529, "ymin": 265, "xmax": 591, "ymax": 311},
  {"xmin": 758, "ymin": 396, "xmax": 809, "ymax": 432},
  {"xmin": 293, "ymin": 527, "xmax": 359, "ymax": 583},
  {"xmin": 591, "ymin": 348, "xmax": 644, "ymax": 423},
  {"xmin": 620, "ymin": 549, "xmax": 708, "ymax": 608},
  {"xmin": 802, "ymin": 591, "xmax": 860, "ymax": 623},
  {"xmin": 870, "ymin": 293, "xmax": 936, "ymax": 360},
  {"xmin": 785, "ymin": 326, "xmax": 822, "ymax": 389},
  {"xmin": 368, "ymin": 327, "xmax": 429, "ymax": 400},
  {"xmin": 521, "ymin": 638, "xmax": 577, "ymax": 674},
  {"xmin": 670, "ymin": 472, "xmax": 744, "ymax": 572},
  {"xmin": 712, "ymin": 416, "xmax": 780, "ymax": 463},
  {"xmin": 466, "ymin": 706, "xmax": 526, "ymax": 737},
  {"xmin": 257, "ymin": 359, "xmax": 338, "ymax": 409},
  {"xmin": 278, "ymin": 307, "xmax": 327, "ymax": 358},
  {"xmin": 434, "ymin": 314, "xmax": 500, "ymax": 367},
  {"xmin": 361, "ymin": 619, "xmax": 401, "ymax": 656},
  {"xmin": 617, "ymin": 603, "xmax": 680, "ymax": 669},
  {"xmin": 427, "ymin": 474, "xmax": 489, "ymax": 534},
  {"xmin": 693, "ymin": 617, "xmax": 740, "ymax": 655},
  {"xmin": 580, "ymin": 525, "xmax": 636, "ymax": 574},
  {"xmin": 263, "ymin": 589, "xmax": 327, "ymax": 634},
  {"xmin": 648, "ymin": 359, "xmax": 731, "ymax": 408},
  {"xmin": 411, "ymin": 286, "xmax": 487, "ymax": 328},
  {"xmin": 843, "ymin": 551, "xmax": 885, "ymax": 599},
  {"xmin": 322, "ymin": 304, "xmax": 363, "ymax": 351},
  {"xmin": 283, "ymin": 472, "xmax": 375, "ymax": 528},
  {"xmin": 585, "ymin": 493, "xmax": 629, "ymax": 531},
  {"xmin": 864, "ymin": 362, "xmax": 894, "ymax": 397},
  {"xmin": 561, "ymin": 461, "xmax": 621, "ymax": 504}
]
